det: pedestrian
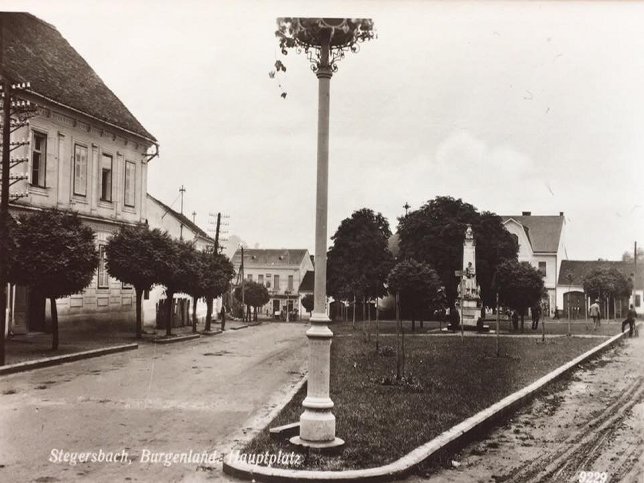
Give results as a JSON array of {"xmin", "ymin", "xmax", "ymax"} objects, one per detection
[
  {"xmin": 512, "ymin": 310, "xmax": 519, "ymax": 331},
  {"xmin": 589, "ymin": 299, "xmax": 601, "ymax": 330},
  {"xmin": 220, "ymin": 305, "xmax": 226, "ymax": 331},
  {"xmin": 621, "ymin": 304, "xmax": 637, "ymax": 337},
  {"xmin": 553, "ymin": 306, "xmax": 560, "ymax": 320}
]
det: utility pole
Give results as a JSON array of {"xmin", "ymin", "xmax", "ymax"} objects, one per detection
[
  {"xmin": 0, "ymin": 75, "xmax": 10, "ymax": 366},
  {"xmin": 634, "ymin": 241, "xmax": 637, "ymax": 307},
  {"xmin": 403, "ymin": 202, "xmax": 410, "ymax": 216},
  {"xmin": 214, "ymin": 212, "xmax": 221, "ymax": 254},
  {"xmin": 240, "ymin": 245, "xmax": 245, "ymax": 322},
  {"xmin": 179, "ymin": 185, "xmax": 186, "ymax": 240}
]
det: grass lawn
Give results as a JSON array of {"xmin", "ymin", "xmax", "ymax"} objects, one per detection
[
  {"xmin": 330, "ymin": 318, "xmax": 625, "ymax": 337},
  {"xmin": 243, "ymin": 332, "xmax": 609, "ymax": 470}
]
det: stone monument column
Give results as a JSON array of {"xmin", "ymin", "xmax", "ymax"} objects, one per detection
[{"xmin": 461, "ymin": 225, "xmax": 481, "ymax": 326}]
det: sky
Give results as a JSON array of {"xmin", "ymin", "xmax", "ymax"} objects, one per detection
[{"xmin": 5, "ymin": 0, "xmax": 644, "ymax": 260}]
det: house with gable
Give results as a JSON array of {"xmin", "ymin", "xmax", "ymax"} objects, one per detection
[
  {"xmin": 501, "ymin": 212, "xmax": 567, "ymax": 317},
  {"xmin": 3, "ymin": 13, "xmax": 158, "ymax": 333},
  {"xmin": 231, "ymin": 249, "xmax": 314, "ymax": 318}
]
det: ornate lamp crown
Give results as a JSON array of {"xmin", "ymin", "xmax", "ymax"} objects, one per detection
[{"xmin": 275, "ymin": 17, "xmax": 375, "ymax": 72}]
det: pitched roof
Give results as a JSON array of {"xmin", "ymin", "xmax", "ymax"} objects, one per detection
[
  {"xmin": 231, "ymin": 249, "xmax": 308, "ymax": 268},
  {"xmin": 299, "ymin": 271, "xmax": 315, "ymax": 292},
  {"xmin": 147, "ymin": 194, "xmax": 212, "ymax": 241},
  {"xmin": 501, "ymin": 215, "xmax": 564, "ymax": 253},
  {"xmin": 558, "ymin": 260, "xmax": 643, "ymax": 287},
  {"xmin": 1, "ymin": 13, "xmax": 156, "ymax": 142}
]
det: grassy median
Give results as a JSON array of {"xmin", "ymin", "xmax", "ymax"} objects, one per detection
[{"xmin": 243, "ymin": 330, "xmax": 608, "ymax": 470}]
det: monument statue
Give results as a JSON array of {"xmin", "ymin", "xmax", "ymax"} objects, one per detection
[{"xmin": 456, "ymin": 224, "xmax": 486, "ymax": 330}]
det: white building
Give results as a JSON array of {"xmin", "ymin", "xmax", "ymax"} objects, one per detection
[
  {"xmin": 501, "ymin": 212, "xmax": 567, "ymax": 317},
  {"xmin": 4, "ymin": 13, "xmax": 157, "ymax": 333},
  {"xmin": 231, "ymin": 249, "xmax": 314, "ymax": 318}
]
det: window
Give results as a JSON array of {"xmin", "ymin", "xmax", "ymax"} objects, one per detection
[
  {"xmin": 97, "ymin": 246, "xmax": 109, "ymax": 288},
  {"xmin": 73, "ymin": 144, "xmax": 88, "ymax": 196},
  {"xmin": 538, "ymin": 262, "xmax": 547, "ymax": 277},
  {"xmin": 511, "ymin": 233, "xmax": 519, "ymax": 249},
  {"xmin": 247, "ymin": 274, "xmax": 253, "ymax": 282},
  {"xmin": 288, "ymin": 275, "xmax": 294, "ymax": 291},
  {"xmin": 124, "ymin": 161, "xmax": 136, "ymax": 207},
  {"xmin": 258, "ymin": 274, "xmax": 264, "ymax": 284},
  {"xmin": 100, "ymin": 153, "xmax": 113, "ymax": 202},
  {"xmin": 274, "ymin": 275, "xmax": 280, "ymax": 291},
  {"xmin": 636, "ymin": 294, "xmax": 641, "ymax": 308},
  {"xmin": 31, "ymin": 131, "xmax": 47, "ymax": 187}
]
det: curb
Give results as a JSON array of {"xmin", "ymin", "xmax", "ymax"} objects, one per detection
[
  {"xmin": 0, "ymin": 343, "xmax": 138, "ymax": 376},
  {"xmin": 231, "ymin": 325, "xmax": 249, "ymax": 331},
  {"xmin": 201, "ymin": 330, "xmax": 223, "ymax": 337},
  {"xmin": 152, "ymin": 333, "xmax": 201, "ymax": 344},
  {"xmin": 223, "ymin": 325, "xmax": 638, "ymax": 482}
]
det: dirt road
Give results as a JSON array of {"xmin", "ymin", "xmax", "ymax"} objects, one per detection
[
  {"xmin": 0, "ymin": 322, "xmax": 307, "ymax": 482},
  {"xmin": 412, "ymin": 332, "xmax": 644, "ymax": 483}
]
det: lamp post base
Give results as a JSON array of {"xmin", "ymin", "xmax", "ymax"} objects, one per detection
[{"xmin": 289, "ymin": 435, "xmax": 345, "ymax": 452}]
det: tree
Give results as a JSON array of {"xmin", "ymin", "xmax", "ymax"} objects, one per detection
[
  {"xmin": 234, "ymin": 281, "xmax": 269, "ymax": 321},
  {"xmin": 9, "ymin": 209, "xmax": 98, "ymax": 350},
  {"xmin": 397, "ymin": 197, "xmax": 518, "ymax": 308},
  {"xmin": 179, "ymin": 245, "xmax": 206, "ymax": 333},
  {"xmin": 387, "ymin": 259, "xmax": 443, "ymax": 379},
  {"xmin": 301, "ymin": 293, "xmax": 314, "ymax": 314},
  {"xmin": 495, "ymin": 260, "xmax": 544, "ymax": 332},
  {"xmin": 106, "ymin": 224, "xmax": 172, "ymax": 338},
  {"xmin": 327, "ymin": 208, "xmax": 395, "ymax": 329},
  {"xmin": 622, "ymin": 247, "xmax": 644, "ymax": 263},
  {"xmin": 155, "ymin": 239, "xmax": 196, "ymax": 336},
  {"xmin": 583, "ymin": 267, "xmax": 632, "ymax": 318},
  {"xmin": 201, "ymin": 251, "xmax": 234, "ymax": 331}
]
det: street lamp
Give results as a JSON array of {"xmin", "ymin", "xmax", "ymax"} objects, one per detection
[{"xmin": 275, "ymin": 17, "xmax": 375, "ymax": 450}]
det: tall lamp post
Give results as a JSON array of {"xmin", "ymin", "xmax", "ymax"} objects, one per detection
[{"xmin": 275, "ymin": 18, "xmax": 375, "ymax": 449}]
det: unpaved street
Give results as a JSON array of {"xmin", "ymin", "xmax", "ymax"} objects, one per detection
[
  {"xmin": 0, "ymin": 323, "xmax": 307, "ymax": 482},
  {"xmin": 412, "ymin": 333, "xmax": 644, "ymax": 483}
]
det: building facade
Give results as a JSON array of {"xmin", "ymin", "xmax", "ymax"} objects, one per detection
[
  {"xmin": 501, "ymin": 212, "xmax": 567, "ymax": 317},
  {"xmin": 3, "ymin": 13, "xmax": 157, "ymax": 333},
  {"xmin": 231, "ymin": 249, "xmax": 314, "ymax": 318},
  {"xmin": 143, "ymin": 194, "xmax": 215, "ymax": 326},
  {"xmin": 556, "ymin": 260, "xmax": 643, "ymax": 318}
]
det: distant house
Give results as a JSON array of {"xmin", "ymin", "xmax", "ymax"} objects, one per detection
[
  {"xmin": 231, "ymin": 249, "xmax": 314, "ymax": 318},
  {"xmin": 557, "ymin": 260, "xmax": 643, "ymax": 318},
  {"xmin": 143, "ymin": 194, "xmax": 215, "ymax": 325},
  {"xmin": 4, "ymin": 13, "xmax": 158, "ymax": 333},
  {"xmin": 501, "ymin": 212, "xmax": 567, "ymax": 316}
]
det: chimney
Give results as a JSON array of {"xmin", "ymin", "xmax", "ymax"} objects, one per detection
[
  {"xmin": 559, "ymin": 211, "xmax": 564, "ymax": 216},
  {"xmin": 522, "ymin": 211, "xmax": 531, "ymax": 216}
]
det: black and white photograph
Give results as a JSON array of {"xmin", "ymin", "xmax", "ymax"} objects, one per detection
[{"xmin": 0, "ymin": 1, "xmax": 642, "ymax": 482}]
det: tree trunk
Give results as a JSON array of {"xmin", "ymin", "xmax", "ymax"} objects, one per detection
[
  {"xmin": 367, "ymin": 302, "xmax": 371, "ymax": 342},
  {"xmin": 165, "ymin": 290, "xmax": 174, "ymax": 336},
  {"xmin": 520, "ymin": 313, "xmax": 525, "ymax": 332},
  {"xmin": 192, "ymin": 296, "xmax": 198, "ymax": 333},
  {"xmin": 396, "ymin": 292, "xmax": 401, "ymax": 380},
  {"xmin": 375, "ymin": 299, "xmax": 380, "ymax": 351},
  {"xmin": 205, "ymin": 297, "xmax": 213, "ymax": 332},
  {"xmin": 50, "ymin": 297, "xmax": 59, "ymax": 350},
  {"xmin": 412, "ymin": 319, "xmax": 415, "ymax": 332},
  {"xmin": 362, "ymin": 297, "xmax": 367, "ymax": 342},
  {"xmin": 401, "ymin": 322, "xmax": 406, "ymax": 378},
  {"xmin": 135, "ymin": 287, "xmax": 143, "ymax": 339},
  {"xmin": 352, "ymin": 294, "xmax": 356, "ymax": 329},
  {"xmin": 420, "ymin": 318, "xmax": 423, "ymax": 329}
]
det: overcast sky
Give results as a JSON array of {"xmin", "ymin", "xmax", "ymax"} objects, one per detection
[{"xmin": 6, "ymin": 0, "xmax": 644, "ymax": 260}]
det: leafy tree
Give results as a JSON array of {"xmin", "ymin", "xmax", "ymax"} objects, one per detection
[
  {"xmin": 495, "ymin": 260, "xmax": 545, "ymax": 332},
  {"xmin": 622, "ymin": 247, "xmax": 644, "ymax": 263},
  {"xmin": 327, "ymin": 208, "xmax": 395, "ymax": 328},
  {"xmin": 387, "ymin": 259, "xmax": 443, "ymax": 378},
  {"xmin": 201, "ymin": 251, "xmax": 234, "ymax": 331},
  {"xmin": 301, "ymin": 293, "xmax": 314, "ymax": 314},
  {"xmin": 397, "ymin": 196, "xmax": 518, "ymax": 308},
  {"xmin": 155, "ymin": 239, "xmax": 196, "ymax": 336},
  {"xmin": 234, "ymin": 281, "xmax": 269, "ymax": 321},
  {"xmin": 106, "ymin": 224, "xmax": 172, "ymax": 338},
  {"xmin": 9, "ymin": 209, "xmax": 98, "ymax": 350},
  {"xmin": 583, "ymin": 267, "xmax": 632, "ymax": 318},
  {"xmin": 179, "ymin": 245, "xmax": 206, "ymax": 333}
]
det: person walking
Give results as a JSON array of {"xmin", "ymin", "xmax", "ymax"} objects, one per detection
[
  {"xmin": 621, "ymin": 304, "xmax": 637, "ymax": 337},
  {"xmin": 589, "ymin": 299, "xmax": 601, "ymax": 330}
]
